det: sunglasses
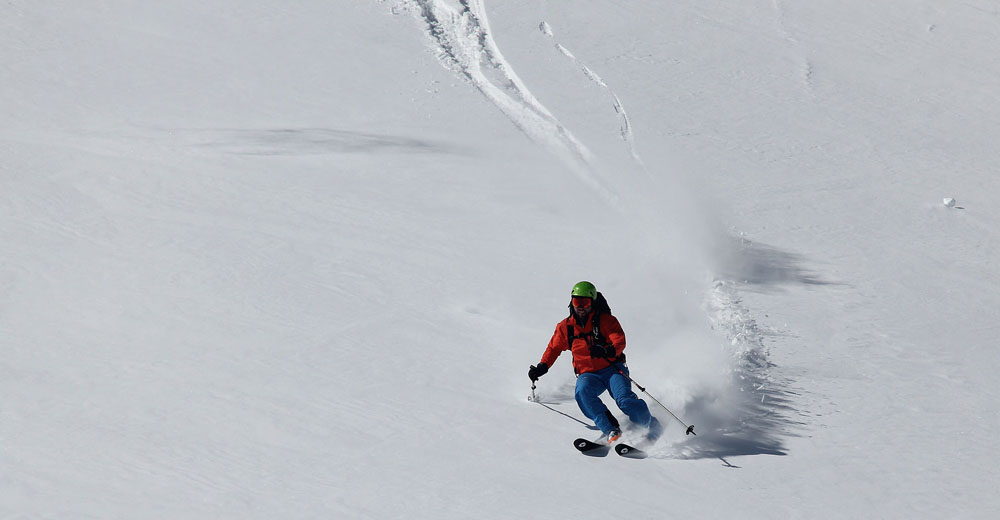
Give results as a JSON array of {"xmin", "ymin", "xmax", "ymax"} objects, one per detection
[{"xmin": 571, "ymin": 297, "xmax": 593, "ymax": 308}]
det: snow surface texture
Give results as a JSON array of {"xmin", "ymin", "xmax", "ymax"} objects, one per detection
[{"xmin": 4, "ymin": 0, "xmax": 1000, "ymax": 518}]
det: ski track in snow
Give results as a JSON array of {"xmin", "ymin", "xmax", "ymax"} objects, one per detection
[
  {"xmin": 401, "ymin": 0, "xmax": 621, "ymax": 207},
  {"xmin": 538, "ymin": 21, "xmax": 646, "ymax": 170}
]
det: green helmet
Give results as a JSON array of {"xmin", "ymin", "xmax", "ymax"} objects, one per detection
[{"xmin": 570, "ymin": 281, "xmax": 597, "ymax": 299}]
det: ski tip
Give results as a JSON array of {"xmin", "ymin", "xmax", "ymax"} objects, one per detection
[
  {"xmin": 615, "ymin": 443, "xmax": 647, "ymax": 459},
  {"xmin": 574, "ymin": 438, "xmax": 611, "ymax": 455}
]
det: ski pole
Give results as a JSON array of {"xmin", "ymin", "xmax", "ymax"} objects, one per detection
[
  {"xmin": 528, "ymin": 380, "xmax": 538, "ymax": 402},
  {"xmin": 612, "ymin": 363, "xmax": 696, "ymax": 436}
]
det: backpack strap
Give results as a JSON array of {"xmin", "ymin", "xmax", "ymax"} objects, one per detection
[
  {"xmin": 590, "ymin": 311, "xmax": 626, "ymax": 365},
  {"xmin": 566, "ymin": 312, "xmax": 615, "ymax": 352},
  {"xmin": 566, "ymin": 312, "xmax": 603, "ymax": 349},
  {"xmin": 591, "ymin": 312, "xmax": 604, "ymax": 346}
]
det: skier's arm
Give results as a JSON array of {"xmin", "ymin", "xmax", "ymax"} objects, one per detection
[
  {"xmin": 603, "ymin": 315, "xmax": 626, "ymax": 357},
  {"xmin": 539, "ymin": 321, "xmax": 569, "ymax": 367}
]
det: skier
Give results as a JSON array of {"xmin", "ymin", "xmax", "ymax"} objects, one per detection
[{"xmin": 528, "ymin": 281, "xmax": 659, "ymax": 443}]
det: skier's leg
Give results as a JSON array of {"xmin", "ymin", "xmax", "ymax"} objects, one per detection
[
  {"xmin": 574, "ymin": 373, "xmax": 616, "ymax": 434},
  {"xmin": 608, "ymin": 368, "xmax": 652, "ymax": 426}
]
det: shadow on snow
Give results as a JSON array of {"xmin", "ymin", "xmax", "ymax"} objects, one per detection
[
  {"xmin": 715, "ymin": 235, "xmax": 840, "ymax": 292},
  {"xmin": 183, "ymin": 128, "xmax": 466, "ymax": 156}
]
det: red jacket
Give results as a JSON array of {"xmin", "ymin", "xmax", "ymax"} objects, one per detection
[{"xmin": 540, "ymin": 312, "xmax": 626, "ymax": 375}]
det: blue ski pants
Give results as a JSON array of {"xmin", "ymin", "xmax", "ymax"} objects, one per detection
[{"xmin": 575, "ymin": 364, "xmax": 651, "ymax": 435}]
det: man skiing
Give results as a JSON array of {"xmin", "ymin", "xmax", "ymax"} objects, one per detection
[{"xmin": 528, "ymin": 281, "xmax": 659, "ymax": 443}]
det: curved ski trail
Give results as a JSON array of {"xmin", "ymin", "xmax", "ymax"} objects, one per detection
[
  {"xmin": 405, "ymin": 0, "xmax": 619, "ymax": 207},
  {"xmin": 538, "ymin": 21, "xmax": 646, "ymax": 171}
]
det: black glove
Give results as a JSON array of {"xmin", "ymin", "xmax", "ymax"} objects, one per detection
[
  {"xmin": 589, "ymin": 343, "xmax": 616, "ymax": 360},
  {"xmin": 528, "ymin": 362, "xmax": 549, "ymax": 382}
]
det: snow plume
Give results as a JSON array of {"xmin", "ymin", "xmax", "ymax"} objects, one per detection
[
  {"xmin": 686, "ymin": 280, "xmax": 801, "ymax": 459},
  {"xmin": 611, "ymin": 274, "xmax": 798, "ymax": 461},
  {"xmin": 592, "ymin": 176, "xmax": 803, "ymax": 459},
  {"xmin": 616, "ymin": 217, "xmax": 807, "ymax": 459}
]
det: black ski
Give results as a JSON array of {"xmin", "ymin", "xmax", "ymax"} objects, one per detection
[
  {"xmin": 614, "ymin": 443, "xmax": 647, "ymax": 459},
  {"xmin": 573, "ymin": 437, "xmax": 610, "ymax": 455}
]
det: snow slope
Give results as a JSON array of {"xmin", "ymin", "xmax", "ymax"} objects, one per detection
[{"xmin": 3, "ymin": 1, "xmax": 999, "ymax": 518}]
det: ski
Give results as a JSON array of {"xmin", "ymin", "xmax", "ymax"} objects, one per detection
[
  {"xmin": 614, "ymin": 443, "xmax": 647, "ymax": 459},
  {"xmin": 574, "ymin": 417, "xmax": 663, "ymax": 457},
  {"xmin": 573, "ymin": 437, "xmax": 610, "ymax": 455}
]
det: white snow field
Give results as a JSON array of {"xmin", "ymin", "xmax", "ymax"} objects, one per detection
[{"xmin": 3, "ymin": 1, "xmax": 999, "ymax": 518}]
